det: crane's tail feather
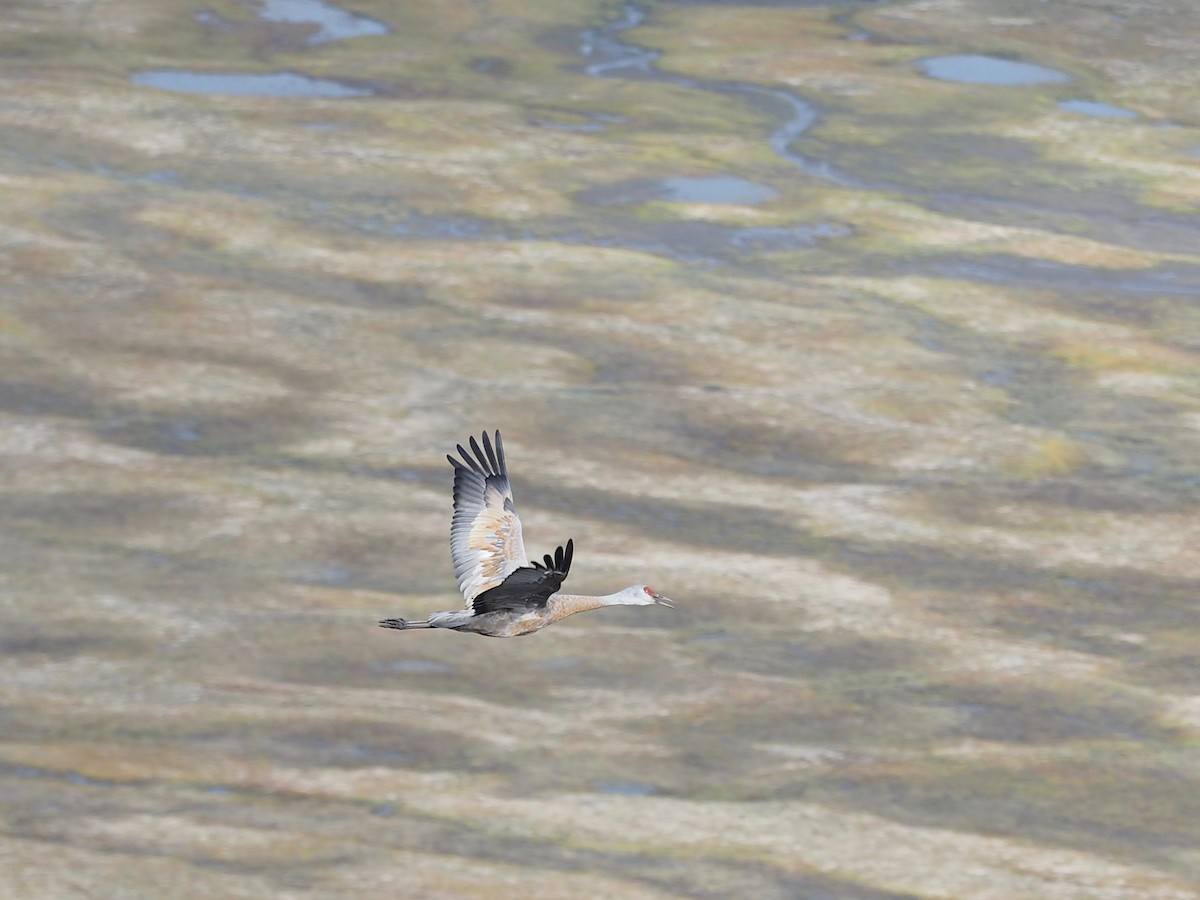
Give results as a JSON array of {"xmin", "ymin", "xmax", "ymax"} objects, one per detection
[{"xmin": 379, "ymin": 617, "xmax": 431, "ymax": 630}]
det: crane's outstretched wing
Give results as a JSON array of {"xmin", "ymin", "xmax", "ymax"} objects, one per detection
[
  {"xmin": 472, "ymin": 540, "xmax": 573, "ymax": 615},
  {"xmin": 447, "ymin": 430, "xmax": 530, "ymax": 604}
]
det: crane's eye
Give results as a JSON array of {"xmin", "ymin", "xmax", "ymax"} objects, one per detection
[{"xmin": 643, "ymin": 586, "xmax": 655, "ymax": 596}]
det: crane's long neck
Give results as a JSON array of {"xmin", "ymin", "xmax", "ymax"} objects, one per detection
[{"xmin": 544, "ymin": 591, "xmax": 625, "ymax": 623}]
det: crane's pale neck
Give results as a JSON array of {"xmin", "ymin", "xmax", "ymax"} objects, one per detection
[{"xmin": 545, "ymin": 590, "xmax": 630, "ymax": 621}]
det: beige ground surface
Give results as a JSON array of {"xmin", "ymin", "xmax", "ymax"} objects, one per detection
[{"xmin": 2, "ymin": 0, "xmax": 1200, "ymax": 896}]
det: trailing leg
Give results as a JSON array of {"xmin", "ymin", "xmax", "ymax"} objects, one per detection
[{"xmin": 378, "ymin": 617, "xmax": 431, "ymax": 630}]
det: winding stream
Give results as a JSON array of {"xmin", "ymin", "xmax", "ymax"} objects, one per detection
[{"xmin": 580, "ymin": 5, "xmax": 858, "ymax": 187}]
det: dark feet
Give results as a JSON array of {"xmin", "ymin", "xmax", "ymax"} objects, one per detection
[{"xmin": 378, "ymin": 618, "xmax": 408, "ymax": 629}]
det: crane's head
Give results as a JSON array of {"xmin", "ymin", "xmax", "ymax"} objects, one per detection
[{"xmin": 620, "ymin": 585, "xmax": 674, "ymax": 608}]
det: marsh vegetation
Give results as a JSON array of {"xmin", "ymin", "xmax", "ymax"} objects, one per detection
[{"xmin": 2, "ymin": 0, "xmax": 1199, "ymax": 896}]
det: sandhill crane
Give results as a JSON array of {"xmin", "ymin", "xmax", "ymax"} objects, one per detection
[{"xmin": 379, "ymin": 430, "xmax": 673, "ymax": 637}]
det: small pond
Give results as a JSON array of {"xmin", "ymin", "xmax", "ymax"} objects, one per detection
[
  {"xmin": 919, "ymin": 55, "xmax": 1071, "ymax": 86},
  {"xmin": 1057, "ymin": 98, "xmax": 1137, "ymax": 118},
  {"xmin": 131, "ymin": 70, "xmax": 373, "ymax": 98}
]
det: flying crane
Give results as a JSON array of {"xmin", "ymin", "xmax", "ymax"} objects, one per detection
[{"xmin": 379, "ymin": 430, "xmax": 673, "ymax": 637}]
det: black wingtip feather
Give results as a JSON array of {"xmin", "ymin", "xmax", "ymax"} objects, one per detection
[
  {"xmin": 494, "ymin": 430, "xmax": 506, "ymax": 474},
  {"xmin": 525, "ymin": 539, "xmax": 574, "ymax": 575},
  {"xmin": 481, "ymin": 431, "xmax": 500, "ymax": 474},
  {"xmin": 447, "ymin": 430, "xmax": 510, "ymax": 477},
  {"xmin": 456, "ymin": 442, "xmax": 483, "ymax": 474}
]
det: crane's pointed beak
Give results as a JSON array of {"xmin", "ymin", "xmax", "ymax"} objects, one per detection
[{"xmin": 654, "ymin": 594, "xmax": 675, "ymax": 609}]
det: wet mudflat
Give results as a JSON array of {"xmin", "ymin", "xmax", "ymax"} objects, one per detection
[{"xmin": 2, "ymin": 0, "xmax": 1200, "ymax": 897}]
